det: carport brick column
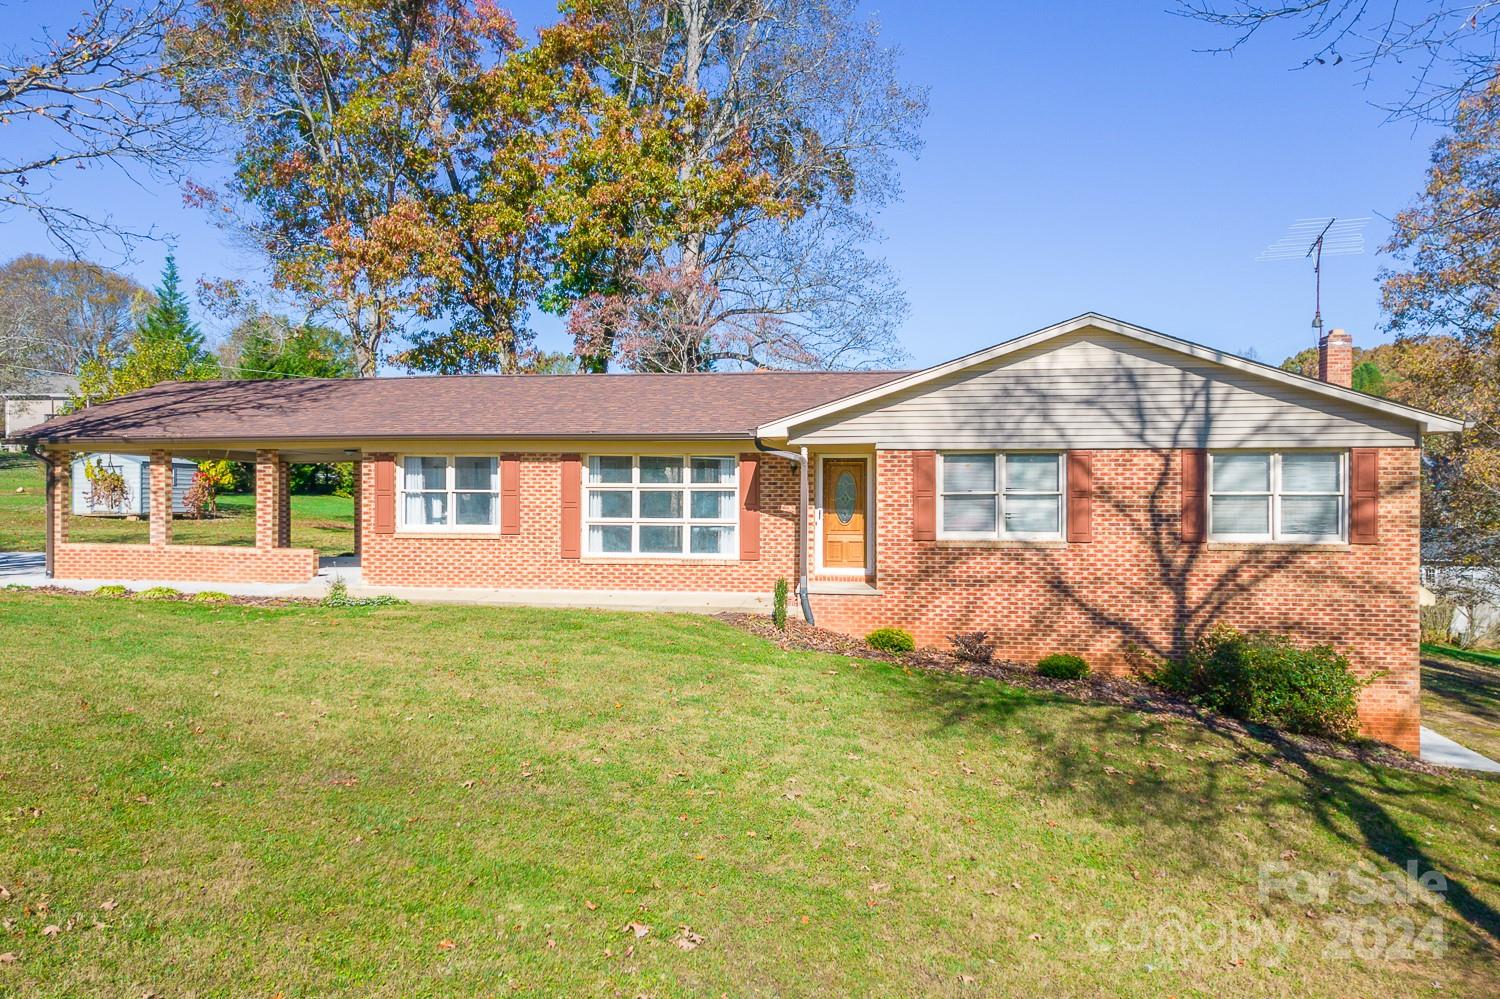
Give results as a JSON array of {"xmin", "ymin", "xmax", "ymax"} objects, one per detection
[
  {"xmin": 352, "ymin": 457, "xmax": 362, "ymax": 555},
  {"xmin": 277, "ymin": 458, "xmax": 291, "ymax": 548},
  {"xmin": 50, "ymin": 449, "xmax": 72, "ymax": 545},
  {"xmin": 148, "ymin": 450, "xmax": 173, "ymax": 547},
  {"xmin": 255, "ymin": 449, "xmax": 285, "ymax": 549}
]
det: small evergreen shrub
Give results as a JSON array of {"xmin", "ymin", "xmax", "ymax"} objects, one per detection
[
  {"xmin": 948, "ymin": 631, "xmax": 993, "ymax": 665},
  {"xmin": 772, "ymin": 577, "xmax": 789, "ymax": 631},
  {"xmin": 192, "ymin": 591, "xmax": 232, "ymax": 603},
  {"xmin": 93, "ymin": 584, "xmax": 129, "ymax": 597},
  {"xmin": 136, "ymin": 586, "xmax": 182, "ymax": 600},
  {"xmin": 1037, "ymin": 653, "xmax": 1089, "ymax": 680},
  {"xmin": 1152, "ymin": 625, "xmax": 1367, "ymax": 739},
  {"xmin": 866, "ymin": 627, "xmax": 915, "ymax": 654}
]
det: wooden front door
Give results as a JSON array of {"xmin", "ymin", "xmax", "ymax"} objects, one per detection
[{"xmin": 822, "ymin": 459, "xmax": 867, "ymax": 570}]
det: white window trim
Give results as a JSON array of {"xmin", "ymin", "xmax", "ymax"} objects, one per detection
[
  {"xmin": 582, "ymin": 454, "xmax": 739, "ymax": 559},
  {"xmin": 396, "ymin": 454, "xmax": 501, "ymax": 533},
  {"xmin": 935, "ymin": 451, "xmax": 1065, "ymax": 541},
  {"xmin": 1207, "ymin": 450, "xmax": 1346, "ymax": 544}
]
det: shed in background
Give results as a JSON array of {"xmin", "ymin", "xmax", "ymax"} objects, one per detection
[{"xmin": 72, "ymin": 453, "xmax": 197, "ymax": 516}]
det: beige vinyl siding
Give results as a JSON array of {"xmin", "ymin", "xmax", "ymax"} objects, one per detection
[{"xmin": 787, "ymin": 328, "xmax": 1422, "ymax": 449}]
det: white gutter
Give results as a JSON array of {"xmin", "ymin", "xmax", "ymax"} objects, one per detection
[{"xmin": 753, "ymin": 437, "xmax": 814, "ymax": 626}]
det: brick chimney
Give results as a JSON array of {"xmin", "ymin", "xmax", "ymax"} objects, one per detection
[{"xmin": 1318, "ymin": 328, "xmax": 1353, "ymax": 387}]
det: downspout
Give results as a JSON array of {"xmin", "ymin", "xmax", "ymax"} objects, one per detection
[
  {"xmin": 754, "ymin": 436, "xmax": 814, "ymax": 626},
  {"xmin": 25, "ymin": 443, "xmax": 55, "ymax": 578}
]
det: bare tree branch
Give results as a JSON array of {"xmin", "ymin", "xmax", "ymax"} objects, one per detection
[
  {"xmin": 1176, "ymin": 1, "xmax": 1500, "ymax": 124},
  {"xmin": 0, "ymin": 0, "xmax": 211, "ymax": 258}
]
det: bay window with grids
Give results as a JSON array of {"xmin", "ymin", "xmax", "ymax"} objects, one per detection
[
  {"xmin": 399, "ymin": 456, "xmax": 499, "ymax": 530},
  {"xmin": 1208, "ymin": 451, "xmax": 1345, "ymax": 542},
  {"xmin": 585, "ymin": 455, "xmax": 738, "ymax": 557},
  {"xmin": 938, "ymin": 452, "xmax": 1063, "ymax": 539}
]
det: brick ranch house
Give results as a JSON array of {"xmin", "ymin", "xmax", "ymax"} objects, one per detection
[{"xmin": 11, "ymin": 314, "xmax": 1463, "ymax": 752}]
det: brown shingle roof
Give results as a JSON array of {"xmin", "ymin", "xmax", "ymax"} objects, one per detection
[{"xmin": 11, "ymin": 371, "xmax": 906, "ymax": 444}]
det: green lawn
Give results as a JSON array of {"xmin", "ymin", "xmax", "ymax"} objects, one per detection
[
  {"xmin": 1, "ymin": 593, "xmax": 1498, "ymax": 996},
  {"xmin": 1423, "ymin": 643, "xmax": 1500, "ymax": 762},
  {"xmin": 0, "ymin": 452, "xmax": 354, "ymax": 556}
]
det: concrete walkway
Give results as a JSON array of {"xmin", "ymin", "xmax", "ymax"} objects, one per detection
[
  {"xmin": 1419, "ymin": 726, "xmax": 1500, "ymax": 774},
  {"xmin": 0, "ymin": 550, "xmax": 769, "ymax": 613}
]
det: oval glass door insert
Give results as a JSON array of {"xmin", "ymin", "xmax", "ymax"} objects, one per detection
[{"xmin": 834, "ymin": 471, "xmax": 857, "ymax": 525}]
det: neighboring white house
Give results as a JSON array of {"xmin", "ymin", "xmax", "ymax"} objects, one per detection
[
  {"xmin": 2, "ymin": 376, "xmax": 76, "ymax": 450},
  {"xmin": 72, "ymin": 453, "xmax": 197, "ymax": 517}
]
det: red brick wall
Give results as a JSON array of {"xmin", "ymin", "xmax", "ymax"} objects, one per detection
[
  {"xmin": 53, "ymin": 543, "xmax": 317, "ymax": 584},
  {"xmin": 360, "ymin": 452, "xmax": 801, "ymax": 592},
  {"xmin": 809, "ymin": 448, "xmax": 1422, "ymax": 752}
]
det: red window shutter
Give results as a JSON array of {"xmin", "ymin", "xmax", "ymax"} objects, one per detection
[
  {"xmin": 372, "ymin": 455, "xmax": 396, "ymax": 535},
  {"xmin": 560, "ymin": 454, "xmax": 581, "ymax": 559},
  {"xmin": 912, "ymin": 450, "xmax": 937, "ymax": 541},
  {"xmin": 501, "ymin": 455, "xmax": 521, "ymax": 535},
  {"xmin": 1180, "ymin": 449, "xmax": 1207, "ymax": 543},
  {"xmin": 1066, "ymin": 451, "xmax": 1093, "ymax": 543},
  {"xmin": 739, "ymin": 453, "xmax": 761, "ymax": 561},
  {"xmin": 1350, "ymin": 448, "xmax": 1379, "ymax": 544}
]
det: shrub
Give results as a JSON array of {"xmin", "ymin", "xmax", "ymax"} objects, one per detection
[
  {"xmin": 866, "ymin": 627, "xmax": 915, "ymax": 654},
  {"xmin": 1153, "ymin": 625, "xmax": 1367, "ymax": 740},
  {"xmin": 136, "ymin": 586, "xmax": 181, "ymax": 600},
  {"xmin": 185, "ymin": 465, "xmax": 229, "ymax": 519},
  {"xmin": 1419, "ymin": 601, "xmax": 1456, "ymax": 646},
  {"xmin": 322, "ymin": 578, "xmax": 405, "ymax": 608},
  {"xmin": 948, "ymin": 631, "xmax": 993, "ymax": 666},
  {"xmin": 1037, "ymin": 653, "xmax": 1089, "ymax": 680},
  {"xmin": 93, "ymin": 584, "xmax": 130, "ymax": 597},
  {"xmin": 191, "ymin": 590, "xmax": 232, "ymax": 603},
  {"xmin": 772, "ymin": 577, "xmax": 789, "ymax": 631},
  {"xmin": 82, "ymin": 458, "xmax": 129, "ymax": 514}
]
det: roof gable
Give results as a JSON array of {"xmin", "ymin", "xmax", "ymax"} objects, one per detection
[{"xmin": 757, "ymin": 313, "xmax": 1464, "ymax": 440}]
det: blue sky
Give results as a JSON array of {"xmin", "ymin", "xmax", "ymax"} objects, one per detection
[{"xmin": 0, "ymin": 1, "xmax": 1445, "ymax": 369}]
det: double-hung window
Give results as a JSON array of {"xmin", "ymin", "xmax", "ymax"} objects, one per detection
[
  {"xmin": 585, "ymin": 455, "xmax": 738, "ymax": 556},
  {"xmin": 938, "ymin": 452, "xmax": 1063, "ymax": 539},
  {"xmin": 400, "ymin": 456, "xmax": 499, "ymax": 530},
  {"xmin": 1208, "ymin": 451, "xmax": 1344, "ymax": 542}
]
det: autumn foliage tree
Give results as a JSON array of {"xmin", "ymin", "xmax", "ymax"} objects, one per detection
[
  {"xmin": 1375, "ymin": 74, "xmax": 1500, "ymax": 569},
  {"xmin": 557, "ymin": 0, "xmax": 926, "ymax": 372}
]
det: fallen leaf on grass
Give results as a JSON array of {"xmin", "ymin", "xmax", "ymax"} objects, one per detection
[
  {"xmin": 624, "ymin": 922, "xmax": 650, "ymax": 939},
  {"xmin": 437, "ymin": 939, "xmax": 456, "ymax": 951},
  {"xmin": 0, "ymin": 953, "xmax": 15, "ymax": 964},
  {"xmin": 41, "ymin": 925, "xmax": 59, "ymax": 938},
  {"xmin": 674, "ymin": 926, "xmax": 704, "ymax": 951},
  {"xmin": 585, "ymin": 900, "xmax": 598, "ymax": 911},
  {"xmin": 99, "ymin": 900, "xmax": 117, "ymax": 912}
]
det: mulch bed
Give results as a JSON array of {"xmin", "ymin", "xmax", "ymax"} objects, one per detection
[{"xmin": 720, "ymin": 612, "xmax": 1454, "ymax": 778}]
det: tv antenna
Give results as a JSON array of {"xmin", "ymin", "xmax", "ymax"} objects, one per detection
[{"xmin": 1256, "ymin": 217, "xmax": 1368, "ymax": 341}]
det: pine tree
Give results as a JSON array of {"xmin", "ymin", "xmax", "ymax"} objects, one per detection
[
  {"xmin": 72, "ymin": 252, "xmax": 220, "ymax": 406},
  {"xmin": 135, "ymin": 253, "xmax": 205, "ymax": 354}
]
